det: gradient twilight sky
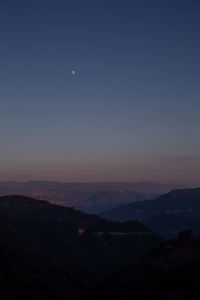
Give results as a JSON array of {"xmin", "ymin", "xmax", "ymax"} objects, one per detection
[{"xmin": 0, "ymin": 0, "xmax": 200, "ymax": 184}]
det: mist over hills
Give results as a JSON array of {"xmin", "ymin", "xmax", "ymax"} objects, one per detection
[{"xmin": 0, "ymin": 181, "xmax": 186, "ymax": 213}]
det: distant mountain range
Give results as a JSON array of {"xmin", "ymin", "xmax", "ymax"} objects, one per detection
[
  {"xmin": 102, "ymin": 188, "xmax": 200, "ymax": 238},
  {"xmin": 0, "ymin": 181, "xmax": 186, "ymax": 213}
]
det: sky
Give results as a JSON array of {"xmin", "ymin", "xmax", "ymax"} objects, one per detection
[{"xmin": 0, "ymin": 0, "xmax": 200, "ymax": 184}]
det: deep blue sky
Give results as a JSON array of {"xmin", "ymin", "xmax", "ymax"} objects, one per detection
[{"xmin": 0, "ymin": 0, "xmax": 200, "ymax": 184}]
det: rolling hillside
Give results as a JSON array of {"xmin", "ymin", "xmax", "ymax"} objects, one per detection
[
  {"xmin": 0, "ymin": 195, "xmax": 162, "ymax": 300},
  {"xmin": 103, "ymin": 188, "xmax": 200, "ymax": 220},
  {"xmin": 102, "ymin": 188, "xmax": 200, "ymax": 237}
]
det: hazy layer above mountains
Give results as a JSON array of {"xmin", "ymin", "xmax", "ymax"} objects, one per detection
[{"xmin": 0, "ymin": 181, "xmax": 186, "ymax": 213}]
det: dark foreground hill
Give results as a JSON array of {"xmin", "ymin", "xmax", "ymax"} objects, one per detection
[
  {"xmin": 84, "ymin": 231, "xmax": 200, "ymax": 300},
  {"xmin": 102, "ymin": 188, "xmax": 200, "ymax": 237},
  {"xmin": 143, "ymin": 215, "xmax": 200, "ymax": 238},
  {"xmin": 0, "ymin": 195, "xmax": 162, "ymax": 300}
]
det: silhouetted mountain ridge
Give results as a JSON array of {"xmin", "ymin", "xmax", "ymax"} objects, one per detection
[
  {"xmin": 103, "ymin": 188, "xmax": 200, "ymax": 220},
  {"xmin": 0, "ymin": 195, "xmax": 101, "ymax": 224},
  {"xmin": 102, "ymin": 187, "xmax": 200, "ymax": 238}
]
